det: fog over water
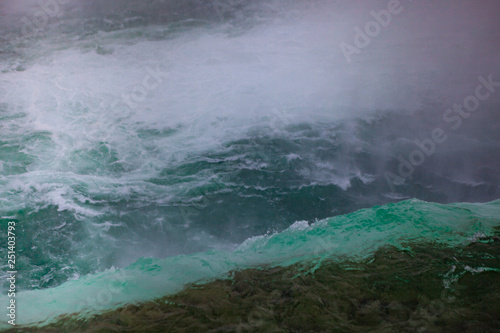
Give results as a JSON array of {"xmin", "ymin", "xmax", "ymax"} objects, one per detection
[{"xmin": 0, "ymin": 0, "xmax": 499, "ymax": 327}]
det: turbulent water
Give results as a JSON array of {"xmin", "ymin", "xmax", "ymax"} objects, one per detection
[{"xmin": 0, "ymin": 0, "xmax": 500, "ymax": 329}]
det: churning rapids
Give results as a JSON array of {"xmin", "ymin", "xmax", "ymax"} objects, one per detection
[{"xmin": 0, "ymin": 0, "xmax": 499, "ymax": 329}]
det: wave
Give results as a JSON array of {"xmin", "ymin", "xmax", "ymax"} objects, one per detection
[
  {"xmin": 1, "ymin": 0, "xmax": 500, "ymax": 330},
  {"xmin": 2, "ymin": 198, "xmax": 499, "ymax": 328}
]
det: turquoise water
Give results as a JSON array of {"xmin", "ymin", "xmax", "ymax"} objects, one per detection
[
  {"xmin": 1, "ymin": 0, "xmax": 499, "ymax": 330},
  {"xmin": 2, "ymin": 198, "xmax": 500, "ymax": 328}
]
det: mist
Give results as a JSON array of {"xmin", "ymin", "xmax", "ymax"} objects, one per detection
[
  {"xmin": 1, "ymin": 0, "xmax": 500, "ymax": 328},
  {"xmin": 1, "ymin": 0, "xmax": 499, "ymax": 266}
]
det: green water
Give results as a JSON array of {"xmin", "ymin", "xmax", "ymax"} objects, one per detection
[
  {"xmin": 1, "ymin": 0, "xmax": 499, "ymax": 330},
  {"xmin": 36, "ymin": 237, "xmax": 500, "ymax": 332},
  {"xmin": 2, "ymin": 199, "xmax": 500, "ymax": 329}
]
